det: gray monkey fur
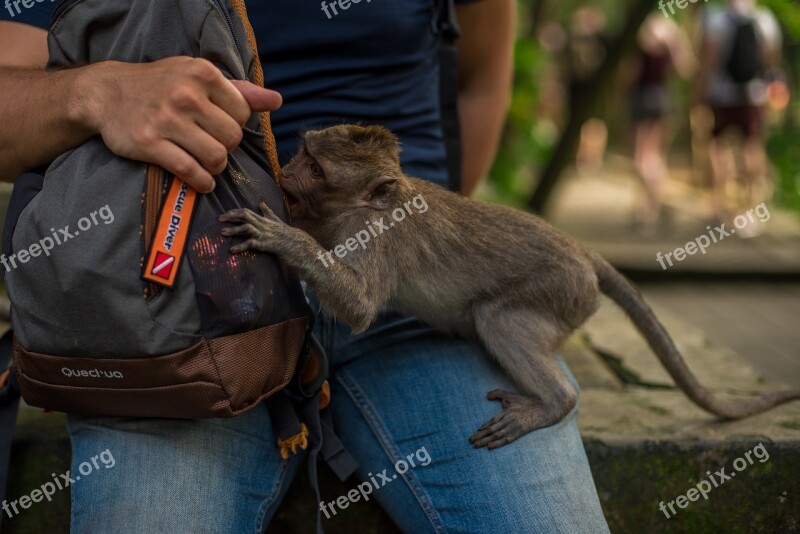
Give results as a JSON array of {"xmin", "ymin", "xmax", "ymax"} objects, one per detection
[{"xmin": 220, "ymin": 125, "xmax": 800, "ymax": 449}]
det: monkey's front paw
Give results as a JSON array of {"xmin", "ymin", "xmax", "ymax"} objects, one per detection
[
  {"xmin": 469, "ymin": 389, "xmax": 538, "ymax": 449},
  {"xmin": 218, "ymin": 202, "xmax": 289, "ymax": 254}
]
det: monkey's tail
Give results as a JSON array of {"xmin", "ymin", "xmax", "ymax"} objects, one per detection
[{"xmin": 590, "ymin": 253, "xmax": 800, "ymax": 420}]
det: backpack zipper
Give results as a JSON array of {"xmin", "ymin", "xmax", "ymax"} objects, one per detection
[
  {"xmin": 52, "ymin": 0, "xmax": 81, "ymax": 26},
  {"xmin": 211, "ymin": 0, "xmax": 241, "ymax": 55},
  {"xmin": 143, "ymin": 164, "xmax": 166, "ymax": 299}
]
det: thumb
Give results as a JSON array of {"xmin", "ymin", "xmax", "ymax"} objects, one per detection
[{"xmin": 230, "ymin": 80, "xmax": 283, "ymax": 112}]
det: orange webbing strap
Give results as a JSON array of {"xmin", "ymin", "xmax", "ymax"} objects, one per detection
[
  {"xmin": 142, "ymin": 177, "xmax": 198, "ymax": 288},
  {"xmin": 277, "ymin": 423, "xmax": 309, "ymax": 460},
  {"xmin": 229, "ymin": 0, "xmax": 282, "ymax": 182},
  {"xmin": 299, "ymin": 347, "xmax": 330, "ymax": 409}
]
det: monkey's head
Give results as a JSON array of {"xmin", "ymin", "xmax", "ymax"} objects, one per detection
[{"xmin": 280, "ymin": 124, "xmax": 408, "ymax": 226}]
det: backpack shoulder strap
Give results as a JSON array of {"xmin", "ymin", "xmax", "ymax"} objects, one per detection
[
  {"xmin": 434, "ymin": 0, "xmax": 461, "ymax": 41},
  {"xmin": 434, "ymin": 0, "xmax": 463, "ymax": 192},
  {"xmin": 0, "ymin": 171, "xmax": 42, "ymax": 528},
  {"xmin": 230, "ymin": 0, "xmax": 282, "ymax": 182}
]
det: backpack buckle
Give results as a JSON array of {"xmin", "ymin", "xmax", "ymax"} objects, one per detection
[{"xmin": 277, "ymin": 422, "xmax": 309, "ymax": 460}]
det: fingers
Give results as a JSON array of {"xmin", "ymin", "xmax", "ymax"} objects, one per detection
[
  {"xmin": 198, "ymin": 65, "xmax": 252, "ymax": 127},
  {"xmin": 475, "ymin": 412, "xmax": 508, "ymax": 433},
  {"xmin": 470, "ymin": 414, "xmax": 520, "ymax": 449},
  {"xmin": 152, "ymin": 141, "xmax": 215, "ymax": 193},
  {"xmin": 163, "ymin": 120, "xmax": 230, "ymax": 178},
  {"xmin": 258, "ymin": 201, "xmax": 278, "ymax": 219},
  {"xmin": 229, "ymin": 80, "xmax": 283, "ymax": 114},
  {"xmin": 486, "ymin": 389, "xmax": 515, "ymax": 409},
  {"xmin": 486, "ymin": 389, "xmax": 504, "ymax": 400},
  {"xmin": 194, "ymin": 103, "xmax": 244, "ymax": 152},
  {"xmin": 230, "ymin": 239, "xmax": 258, "ymax": 254},
  {"xmin": 487, "ymin": 433, "xmax": 519, "ymax": 450},
  {"xmin": 220, "ymin": 224, "xmax": 256, "ymax": 237},
  {"xmin": 218, "ymin": 208, "xmax": 259, "ymax": 223},
  {"xmin": 218, "ymin": 210, "xmax": 260, "ymax": 253}
]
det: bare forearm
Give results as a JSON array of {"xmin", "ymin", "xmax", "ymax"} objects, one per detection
[
  {"xmin": 455, "ymin": 0, "xmax": 516, "ymax": 196},
  {"xmin": 458, "ymin": 89, "xmax": 510, "ymax": 196},
  {"xmin": 0, "ymin": 66, "xmax": 95, "ymax": 181},
  {"xmin": 0, "ymin": 57, "xmax": 282, "ymax": 191}
]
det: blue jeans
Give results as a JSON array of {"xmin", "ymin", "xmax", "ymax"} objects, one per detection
[{"xmin": 67, "ymin": 310, "xmax": 609, "ymax": 533}]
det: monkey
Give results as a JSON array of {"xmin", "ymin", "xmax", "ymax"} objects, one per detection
[{"xmin": 218, "ymin": 124, "xmax": 800, "ymax": 449}]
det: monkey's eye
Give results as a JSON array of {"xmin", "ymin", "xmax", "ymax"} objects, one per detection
[{"xmin": 309, "ymin": 163, "xmax": 323, "ymax": 179}]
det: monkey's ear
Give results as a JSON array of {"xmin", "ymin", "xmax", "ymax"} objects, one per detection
[{"xmin": 363, "ymin": 176, "xmax": 398, "ymax": 209}]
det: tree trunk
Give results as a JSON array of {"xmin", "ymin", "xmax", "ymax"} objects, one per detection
[{"xmin": 528, "ymin": 0, "xmax": 654, "ymax": 213}]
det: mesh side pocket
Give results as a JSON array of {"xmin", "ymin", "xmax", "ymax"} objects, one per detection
[{"xmin": 186, "ymin": 140, "xmax": 307, "ymax": 339}]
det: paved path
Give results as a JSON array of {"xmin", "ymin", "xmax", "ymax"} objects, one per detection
[
  {"xmin": 544, "ymin": 156, "xmax": 800, "ymax": 274},
  {"xmin": 641, "ymin": 282, "xmax": 800, "ymax": 388}
]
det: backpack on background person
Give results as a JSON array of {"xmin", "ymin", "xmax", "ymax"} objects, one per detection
[{"xmin": 725, "ymin": 13, "xmax": 764, "ymax": 84}]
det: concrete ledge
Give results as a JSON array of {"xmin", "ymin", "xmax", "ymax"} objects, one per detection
[
  {"xmin": 570, "ymin": 299, "xmax": 800, "ymax": 532},
  {"xmin": 586, "ymin": 439, "xmax": 798, "ymax": 533},
  {"xmin": 575, "ymin": 300, "xmax": 800, "ymax": 442}
]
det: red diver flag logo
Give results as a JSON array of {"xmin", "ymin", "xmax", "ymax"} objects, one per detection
[{"xmin": 150, "ymin": 251, "xmax": 175, "ymax": 280}]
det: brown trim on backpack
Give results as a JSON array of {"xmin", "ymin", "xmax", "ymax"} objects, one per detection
[
  {"xmin": 230, "ymin": 0, "xmax": 282, "ymax": 183},
  {"xmin": 12, "ymin": 316, "xmax": 307, "ymax": 419}
]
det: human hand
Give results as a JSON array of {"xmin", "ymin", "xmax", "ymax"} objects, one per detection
[{"xmin": 76, "ymin": 57, "xmax": 282, "ymax": 192}]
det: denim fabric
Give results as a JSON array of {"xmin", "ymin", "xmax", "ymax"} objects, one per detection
[{"xmin": 67, "ymin": 309, "xmax": 609, "ymax": 533}]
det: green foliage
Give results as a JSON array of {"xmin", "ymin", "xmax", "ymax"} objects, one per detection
[
  {"xmin": 767, "ymin": 125, "xmax": 800, "ymax": 212},
  {"xmin": 489, "ymin": 36, "xmax": 553, "ymax": 199},
  {"xmin": 758, "ymin": 0, "xmax": 800, "ymax": 39}
]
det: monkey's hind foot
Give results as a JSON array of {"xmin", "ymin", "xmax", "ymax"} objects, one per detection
[{"xmin": 469, "ymin": 389, "xmax": 541, "ymax": 449}]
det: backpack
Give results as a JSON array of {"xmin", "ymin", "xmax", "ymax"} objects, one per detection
[
  {"xmin": 725, "ymin": 14, "xmax": 763, "ymax": 84},
  {"xmin": 4, "ymin": 0, "xmax": 313, "ymax": 420}
]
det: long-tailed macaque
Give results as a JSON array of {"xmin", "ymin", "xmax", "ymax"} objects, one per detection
[{"xmin": 219, "ymin": 125, "xmax": 800, "ymax": 449}]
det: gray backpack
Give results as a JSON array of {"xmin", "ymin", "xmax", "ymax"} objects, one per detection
[{"xmin": 5, "ymin": 0, "xmax": 312, "ymax": 420}]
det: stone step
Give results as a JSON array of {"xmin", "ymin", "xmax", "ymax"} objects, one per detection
[{"xmin": 570, "ymin": 299, "xmax": 800, "ymax": 532}]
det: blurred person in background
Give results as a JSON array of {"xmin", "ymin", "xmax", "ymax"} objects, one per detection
[
  {"xmin": 698, "ymin": 0, "xmax": 782, "ymax": 231},
  {"xmin": 567, "ymin": 6, "xmax": 610, "ymax": 174},
  {"xmin": 628, "ymin": 13, "xmax": 696, "ymax": 232}
]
